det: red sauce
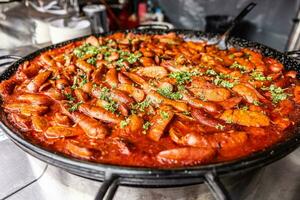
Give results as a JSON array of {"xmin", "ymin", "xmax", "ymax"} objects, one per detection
[{"xmin": 1, "ymin": 32, "xmax": 300, "ymax": 168}]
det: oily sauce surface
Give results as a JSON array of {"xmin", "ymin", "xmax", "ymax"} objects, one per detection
[{"xmin": 1, "ymin": 32, "xmax": 300, "ymax": 168}]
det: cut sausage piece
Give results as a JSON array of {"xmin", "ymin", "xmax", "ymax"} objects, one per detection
[
  {"xmin": 27, "ymin": 71, "xmax": 52, "ymax": 92},
  {"xmin": 44, "ymin": 126, "xmax": 80, "ymax": 138},
  {"xmin": 147, "ymin": 107, "xmax": 174, "ymax": 141},
  {"xmin": 218, "ymin": 97, "xmax": 242, "ymax": 110},
  {"xmin": 210, "ymin": 131, "xmax": 248, "ymax": 158},
  {"xmin": 85, "ymin": 36, "xmax": 99, "ymax": 46},
  {"xmin": 191, "ymin": 108, "xmax": 232, "ymax": 131},
  {"xmin": 118, "ymin": 83, "xmax": 145, "ymax": 102},
  {"xmin": 105, "ymin": 68, "xmax": 119, "ymax": 88},
  {"xmin": 76, "ymin": 59, "xmax": 95, "ymax": 74},
  {"xmin": 232, "ymin": 84, "xmax": 260, "ymax": 104},
  {"xmin": 73, "ymin": 112, "xmax": 108, "ymax": 139},
  {"xmin": 66, "ymin": 141, "xmax": 92, "ymax": 159},
  {"xmin": 4, "ymin": 103, "xmax": 48, "ymax": 116},
  {"xmin": 157, "ymin": 147, "xmax": 216, "ymax": 165},
  {"xmin": 220, "ymin": 109, "xmax": 270, "ymax": 127},
  {"xmin": 18, "ymin": 93, "xmax": 52, "ymax": 105},
  {"xmin": 32, "ymin": 116, "xmax": 48, "ymax": 132},
  {"xmin": 79, "ymin": 103, "xmax": 123, "ymax": 124},
  {"xmin": 137, "ymin": 66, "xmax": 168, "ymax": 79},
  {"xmin": 294, "ymin": 85, "xmax": 300, "ymax": 104},
  {"xmin": 182, "ymin": 93, "xmax": 222, "ymax": 115},
  {"xmin": 169, "ymin": 128, "xmax": 210, "ymax": 148},
  {"xmin": 148, "ymin": 91, "xmax": 188, "ymax": 112}
]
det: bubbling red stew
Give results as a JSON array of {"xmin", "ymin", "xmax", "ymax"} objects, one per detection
[{"xmin": 1, "ymin": 32, "xmax": 300, "ymax": 168}]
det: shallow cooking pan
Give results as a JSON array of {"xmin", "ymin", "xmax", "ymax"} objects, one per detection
[{"xmin": 1, "ymin": 29, "xmax": 300, "ymax": 200}]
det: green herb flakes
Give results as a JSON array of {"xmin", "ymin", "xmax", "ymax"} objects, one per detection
[
  {"xmin": 87, "ymin": 57, "xmax": 97, "ymax": 66},
  {"xmin": 253, "ymin": 100, "xmax": 262, "ymax": 106},
  {"xmin": 269, "ymin": 84, "xmax": 289, "ymax": 104},
  {"xmin": 73, "ymin": 43, "xmax": 99, "ymax": 58},
  {"xmin": 127, "ymin": 52, "xmax": 142, "ymax": 64},
  {"xmin": 215, "ymin": 124, "xmax": 225, "ymax": 130},
  {"xmin": 213, "ymin": 76, "xmax": 237, "ymax": 88},
  {"xmin": 241, "ymin": 106, "xmax": 249, "ymax": 111},
  {"xmin": 65, "ymin": 93, "xmax": 75, "ymax": 101},
  {"xmin": 68, "ymin": 101, "xmax": 83, "ymax": 112},
  {"xmin": 205, "ymin": 69, "xmax": 218, "ymax": 76},
  {"xmin": 131, "ymin": 98, "xmax": 152, "ymax": 113},
  {"xmin": 143, "ymin": 121, "xmax": 152, "ymax": 131},
  {"xmin": 251, "ymin": 71, "xmax": 272, "ymax": 81},
  {"xmin": 99, "ymin": 87, "xmax": 110, "ymax": 101},
  {"xmin": 230, "ymin": 62, "xmax": 247, "ymax": 72},
  {"xmin": 157, "ymin": 87, "xmax": 183, "ymax": 100},
  {"xmin": 104, "ymin": 100, "xmax": 118, "ymax": 113},
  {"xmin": 160, "ymin": 110, "xmax": 169, "ymax": 119},
  {"xmin": 120, "ymin": 119, "xmax": 130, "ymax": 129},
  {"xmin": 169, "ymin": 71, "xmax": 199, "ymax": 85}
]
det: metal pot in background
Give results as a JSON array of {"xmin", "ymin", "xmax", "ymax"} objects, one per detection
[
  {"xmin": 83, "ymin": 4, "xmax": 109, "ymax": 34},
  {"xmin": 205, "ymin": 15, "xmax": 256, "ymax": 40}
]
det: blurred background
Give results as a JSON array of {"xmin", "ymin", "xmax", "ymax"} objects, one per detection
[{"xmin": 0, "ymin": 0, "xmax": 299, "ymax": 53}]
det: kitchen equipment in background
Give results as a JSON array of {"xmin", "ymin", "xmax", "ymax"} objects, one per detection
[
  {"xmin": 49, "ymin": 18, "xmax": 91, "ymax": 44},
  {"xmin": 207, "ymin": 2, "xmax": 256, "ymax": 50},
  {"xmin": 32, "ymin": 18, "xmax": 51, "ymax": 44},
  {"xmin": 83, "ymin": 4, "xmax": 108, "ymax": 34},
  {"xmin": 205, "ymin": 15, "xmax": 256, "ymax": 40},
  {"xmin": 286, "ymin": 5, "xmax": 300, "ymax": 51}
]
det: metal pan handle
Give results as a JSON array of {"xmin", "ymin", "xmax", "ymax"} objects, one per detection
[
  {"xmin": 95, "ymin": 173, "xmax": 120, "ymax": 200},
  {"xmin": 204, "ymin": 172, "xmax": 231, "ymax": 200},
  {"xmin": 0, "ymin": 55, "xmax": 21, "ymax": 67}
]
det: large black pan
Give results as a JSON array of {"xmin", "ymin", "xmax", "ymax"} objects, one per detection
[{"xmin": 1, "ymin": 29, "xmax": 300, "ymax": 200}]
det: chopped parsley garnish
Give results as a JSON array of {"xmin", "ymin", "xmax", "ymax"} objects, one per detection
[
  {"xmin": 99, "ymin": 87, "xmax": 110, "ymax": 101},
  {"xmin": 230, "ymin": 62, "xmax": 247, "ymax": 72},
  {"xmin": 177, "ymin": 85, "xmax": 186, "ymax": 91},
  {"xmin": 215, "ymin": 124, "xmax": 225, "ymax": 130},
  {"xmin": 160, "ymin": 110, "xmax": 169, "ymax": 119},
  {"xmin": 65, "ymin": 93, "xmax": 75, "ymax": 101},
  {"xmin": 157, "ymin": 87, "xmax": 183, "ymax": 100},
  {"xmin": 169, "ymin": 71, "xmax": 199, "ymax": 85},
  {"xmin": 120, "ymin": 119, "xmax": 130, "ymax": 129},
  {"xmin": 228, "ymin": 54, "xmax": 235, "ymax": 59},
  {"xmin": 205, "ymin": 69, "xmax": 218, "ymax": 76},
  {"xmin": 205, "ymin": 69, "xmax": 238, "ymax": 89},
  {"xmin": 225, "ymin": 118, "xmax": 233, "ymax": 124},
  {"xmin": 68, "ymin": 101, "xmax": 83, "ymax": 112},
  {"xmin": 143, "ymin": 121, "xmax": 152, "ymax": 131},
  {"xmin": 199, "ymin": 94, "xmax": 207, "ymax": 101},
  {"xmin": 241, "ymin": 106, "xmax": 249, "ymax": 111},
  {"xmin": 127, "ymin": 52, "xmax": 142, "ymax": 64},
  {"xmin": 73, "ymin": 43, "xmax": 99, "ymax": 58},
  {"xmin": 71, "ymin": 74, "xmax": 88, "ymax": 89},
  {"xmin": 251, "ymin": 71, "xmax": 272, "ymax": 81},
  {"xmin": 131, "ymin": 98, "xmax": 152, "ymax": 113},
  {"xmin": 94, "ymin": 86, "xmax": 118, "ymax": 113},
  {"xmin": 116, "ymin": 58, "xmax": 125, "ymax": 67},
  {"xmin": 104, "ymin": 100, "xmax": 118, "ymax": 113},
  {"xmin": 79, "ymin": 74, "xmax": 88, "ymax": 87},
  {"xmin": 253, "ymin": 100, "xmax": 262, "ymax": 106},
  {"xmin": 213, "ymin": 76, "xmax": 237, "ymax": 88},
  {"xmin": 262, "ymin": 84, "xmax": 289, "ymax": 104},
  {"xmin": 269, "ymin": 85, "xmax": 289, "ymax": 104},
  {"xmin": 87, "ymin": 57, "xmax": 97, "ymax": 66},
  {"xmin": 51, "ymin": 75, "xmax": 61, "ymax": 80}
]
